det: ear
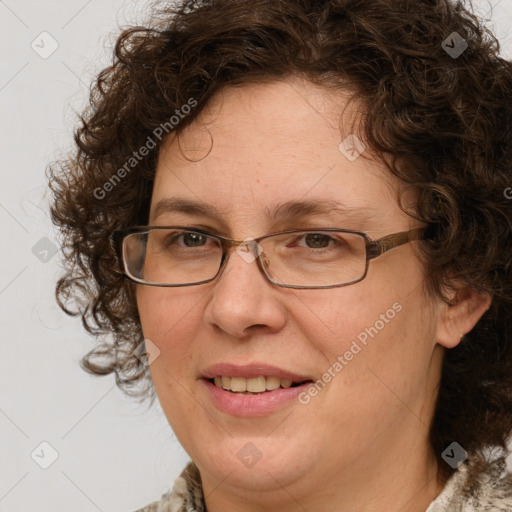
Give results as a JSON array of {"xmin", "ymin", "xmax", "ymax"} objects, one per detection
[{"xmin": 435, "ymin": 285, "xmax": 492, "ymax": 349}]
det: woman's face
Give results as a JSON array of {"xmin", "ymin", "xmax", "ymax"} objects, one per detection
[{"xmin": 136, "ymin": 77, "xmax": 448, "ymax": 503}]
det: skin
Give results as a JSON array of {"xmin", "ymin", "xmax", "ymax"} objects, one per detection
[{"xmin": 136, "ymin": 76, "xmax": 491, "ymax": 512}]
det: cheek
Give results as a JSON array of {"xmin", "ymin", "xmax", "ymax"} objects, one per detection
[
  {"xmin": 136, "ymin": 286, "xmax": 203, "ymax": 364},
  {"xmin": 295, "ymin": 259, "xmax": 432, "ymax": 386},
  {"xmin": 296, "ymin": 293, "xmax": 433, "ymax": 437},
  {"xmin": 292, "ymin": 281, "xmax": 392, "ymax": 354},
  {"xmin": 136, "ymin": 287, "xmax": 205, "ymax": 424}
]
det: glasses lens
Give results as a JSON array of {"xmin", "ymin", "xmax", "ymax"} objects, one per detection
[
  {"xmin": 122, "ymin": 228, "xmax": 367, "ymax": 287},
  {"xmin": 260, "ymin": 230, "xmax": 367, "ymax": 287},
  {"xmin": 123, "ymin": 229, "xmax": 223, "ymax": 285}
]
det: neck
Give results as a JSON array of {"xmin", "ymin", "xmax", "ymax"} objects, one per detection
[{"xmin": 200, "ymin": 441, "xmax": 447, "ymax": 512}]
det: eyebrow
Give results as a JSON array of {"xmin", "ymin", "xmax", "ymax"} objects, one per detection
[{"xmin": 150, "ymin": 197, "xmax": 381, "ymax": 229}]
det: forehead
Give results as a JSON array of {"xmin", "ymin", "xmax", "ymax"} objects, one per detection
[
  {"xmin": 162, "ymin": 77, "xmax": 360, "ymax": 162},
  {"xmin": 150, "ymin": 78, "xmax": 413, "ymax": 233}
]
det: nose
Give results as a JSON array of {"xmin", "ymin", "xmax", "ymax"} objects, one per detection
[{"xmin": 202, "ymin": 239, "xmax": 287, "ymax": 338}]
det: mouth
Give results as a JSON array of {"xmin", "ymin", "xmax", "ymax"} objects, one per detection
[
  {"xmin": 206, "ymin": 376, "xmax": 314, "ymax": 395},
  {"xmin": 200, "ymin": 364, "xmax": 316, "ymax": 416}
]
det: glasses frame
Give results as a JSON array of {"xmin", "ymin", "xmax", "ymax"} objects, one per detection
[{"xmin": 112, "ymin": 225, "xmax": 426, "ymax": 289}]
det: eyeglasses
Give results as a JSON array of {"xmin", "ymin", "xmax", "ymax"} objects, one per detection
[{"xmin": 111, "ymin": 226, "xmax": 425, "ymax": 289}]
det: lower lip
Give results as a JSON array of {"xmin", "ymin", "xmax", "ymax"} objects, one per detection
[{"xmin": 201, "ymin": 378, "xmax": 312, "ymax": 417}]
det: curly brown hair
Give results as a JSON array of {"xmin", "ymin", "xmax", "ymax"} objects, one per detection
[{"xmin": 47, "ymin": 0, "xmax": 512, "ymax": 489}]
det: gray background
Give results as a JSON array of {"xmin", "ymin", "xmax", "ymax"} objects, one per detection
[{"xmin": 1, "ymin": 0, "xmax": 511, "ymax": 511}]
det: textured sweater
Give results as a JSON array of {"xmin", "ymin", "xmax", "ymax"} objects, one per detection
[{"xmin": 133, "ymin": 451, "xmax": 512, "ymax": 512}]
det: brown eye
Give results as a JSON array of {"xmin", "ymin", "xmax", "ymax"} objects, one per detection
[
  {"xmin": 302, "ymin": 233, "xmax": 332, "ymax": 249},
  {"xmin": 180, "ymin": 232, "xmax": 208, "ymax": 247}
]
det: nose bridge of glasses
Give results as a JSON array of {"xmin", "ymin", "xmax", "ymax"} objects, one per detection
[
  {"xmin": 235, "ymin": 236, "xmax": 261, "ymax": 251},
  {"xmin": 225, "ymin": 236, "xmax": 265, "ymax": 264}
]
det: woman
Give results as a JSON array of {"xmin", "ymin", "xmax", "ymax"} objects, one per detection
[{"xmin": 48, "ymin": 0, "xmax": 512, "ymax": 510}]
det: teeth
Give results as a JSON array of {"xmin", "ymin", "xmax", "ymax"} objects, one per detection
[
  {"xmin": 265, "ymin": 376, "xmax": 281, "ymax": 390},
  {"xmin": 230, "ymin": 377, "xmax": 247, "ymax": 392},
  {"xmin": 212, "ymin": 375, "xmax": 300, "ymax": 393},
  {"xmin": 221, "ymin": 376, "xmax": 231, "ymax": 390},
  {"xmin": 247, "ymin": 376, "xmax": 266, "ymax": 392}
]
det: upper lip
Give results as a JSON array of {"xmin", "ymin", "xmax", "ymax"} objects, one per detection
[{"xmin": 201, "ymin": 363, "xmax": 313, "ymax": 383}]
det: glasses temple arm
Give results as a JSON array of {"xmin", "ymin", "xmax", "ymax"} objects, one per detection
[{"xmin": 366, "ymin": 227, "xmax": 425, "ymax": 259}]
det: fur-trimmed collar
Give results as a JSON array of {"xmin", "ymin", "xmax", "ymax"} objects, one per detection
[
  {"xmin": 134, "ymin": 450, "xmax": 512, "ymax": 512},
  {"xmin": 427, "ymin": 450, "xmax": 512, "ymax": 511}
]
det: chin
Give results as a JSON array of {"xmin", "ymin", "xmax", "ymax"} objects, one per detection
[{"xmin": 194, "ymin": 435, "xmax": 314, "ymax": 489}]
